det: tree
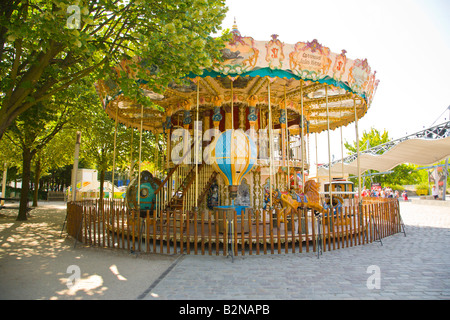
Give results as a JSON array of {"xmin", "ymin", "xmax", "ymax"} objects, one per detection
[
  {"xmin": 30, "ymin": 124, "xmax": 79, "ymax": 206},
  {"xmin": 0, "ymin": 0, "xmax": 229, "ymax": 140},
  {"xmin": 344, "ymin": 127, "xmax": 390, "ymax": 155},
  {"xmin": 4, "ymin": 99, "xmax": 70, "ymax": 220},
  {"xmin": 1, "ymin": 80, "xmax": 92, "ymax": 220},
  {"xmin": 78, "ymin": 88, "xmax": 164, "ymax": 202},
  {"xmin": 344, "ymin": 127, "xmax": 421, "ymax": 188}
]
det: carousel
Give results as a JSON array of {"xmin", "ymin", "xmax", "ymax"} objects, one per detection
[{"xmin": 68, "ymin": 22, "xmax": 398, "ymax": 256}]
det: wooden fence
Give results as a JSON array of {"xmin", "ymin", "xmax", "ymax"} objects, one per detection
[{"xmin": 65, "ymin": 197, "xmax": 402, "ymax": 256}]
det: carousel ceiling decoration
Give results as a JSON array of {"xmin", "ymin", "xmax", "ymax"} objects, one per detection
[{"xmin": 95, "ymin": 22, "xmax": 379, "ymax": 134}]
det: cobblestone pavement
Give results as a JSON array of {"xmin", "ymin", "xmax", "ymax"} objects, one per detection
[
  {"xmin": 1, "ymin": 200, "xmax": 449, "ymax": 301},
  {"xmin": 141, "ymin": 201, "xmax": 450, "ymax": 300}
]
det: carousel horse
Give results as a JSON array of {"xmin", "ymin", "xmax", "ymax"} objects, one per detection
[
  {"xmin": 322, "ymin": 195, "xmax": 344, "ymax": 224},
  {"xmin": 279, "ymin": 180, "xmax": 325, "ymax": 218},
  {"xmin": 263, "ymin": 188, "xmax": 282, "ymax": 210},
  {"xmin": 263, "ymin": 188, "xmax": 290, "ymax": 222},
  {"xmin": 323, "ymin": 195, "xmax": 344, "ymax": 213}
]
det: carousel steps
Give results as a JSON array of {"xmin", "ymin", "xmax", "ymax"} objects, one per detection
[{"xmin": 163, "ymin": 164, "xmax": 218, "ymax": 213}]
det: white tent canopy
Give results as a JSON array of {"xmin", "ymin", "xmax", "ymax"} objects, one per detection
[
  {"xmin": 319, "ymin": 136, "xmax": 450, "ymax": 176},
  {"xmin": 77, "ymin": 180, "xmax": 115, "ymax": 192}
]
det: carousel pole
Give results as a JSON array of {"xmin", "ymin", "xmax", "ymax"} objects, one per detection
[
  {"xmin": 354, "ymin": 97, "xmax": 362, "ymax": 203},
  {"xmin": 195, "ymin": 78, "xmax": 200, "ymax": 209},
  {"xmin": 340, "ymin": 116, "xmax": 344, "ymax": 178},
  {"xmin": 300, "ymin": 80, "xmax": 305, "ymax": 192},
  {"xmin": 268, "ymin": 79, "xmax": 273, "ymax": 208},
  {"xmin": 231, "ymin": 78, "xmax": 234, "ymax": 130},
  {"xmin": 230, "ymin": 78, "xmax": 235, "ymax": 205},
  {"xmin": 111, "ymin": 107, "xmax": 118, "ymax": 202},
  {"xmin": 166, "ymin": 115, "xmax": 171, "ymax": 170},
  {"xmin": 284, "ymin": 86, "xmax": 290, "ymax": 189},
  {"xmin": 130, "ymin": 104, "xmax": 144, "ymax": 253},
  {"xmin": 315, "ymin": 132, "xmax": 318, "ymax": 182},
  {"xmin": 138, "ymin": 105, "xmax": 144, "ymax": 208},
  {"xmin": 129, "ymin": 128, "xmax": 134, "ymax": 181},
  {"xmin": 339, "ymin": 103, "xmax": 345, "ymax": 178},
  {"xmin": 325, "ymin": 85, "xmax": 333, "ymax": 208}
]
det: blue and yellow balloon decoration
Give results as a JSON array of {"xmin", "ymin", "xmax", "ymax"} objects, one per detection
[{"xmin": 210, "ymin": 129, "xmax": 257, "ymax": 200}]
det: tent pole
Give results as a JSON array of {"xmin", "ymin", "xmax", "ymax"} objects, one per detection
[{"xmin": 443, "ymin": 158, "xmax": 448, "ymax": 201}]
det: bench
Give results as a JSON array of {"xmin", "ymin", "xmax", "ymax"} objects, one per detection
[
  {"xmin": 0, "ymin": 197, "xmax": 31, "ymax": 213},
  {"xmin": 47, "ymin": 191, "xmax": 66, "ymax": 201}
]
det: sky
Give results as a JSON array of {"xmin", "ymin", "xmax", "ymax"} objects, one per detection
[{"xmin": 220, "ymin": 0, "xmax": 450, "ymax": 174}]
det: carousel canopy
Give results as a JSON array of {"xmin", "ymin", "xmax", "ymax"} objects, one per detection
[{"xmin": 95, "ymin": 23, "xmax": 379, "ymax": 134}]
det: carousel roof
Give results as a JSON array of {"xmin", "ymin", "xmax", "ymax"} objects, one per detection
[{"xmin": 95, "ymin": 23, "xmax": 379, "ymax": 134}]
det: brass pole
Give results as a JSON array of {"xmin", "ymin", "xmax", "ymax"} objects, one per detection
[
  {"xmin": 138, "ymin": 105, "xmax": 144, "ymax": 207},
  {"xmin": 195, "ymin": 78, "xmax": 199, "ymax": 208},
  {"xmin": 340, "ymin": 123, "xmax": 344, "ymax": 178},
  {"xmin": 325, "ymin": 86, "xmax": 333, "ymax": 207},
  {"xmin": 231, "ymin": 79, "xmax": 234, "ymax": 130},
  {"xmin": 230, "ymin": 78, "xmax": 235, "ymax": 205},
  {"xmin": 129, "ymin": 128, "xmax": 134, "ymax": 181},
  {"xmin": 354, "ymin": 98, "xmax": 362, "ymax": 203},
  {"xmin": 315, "ymin": 132, "xmax": 318, "ymax": 182},
  {"xmin": 268, "ymin": 80, "xmax": 273, "ymax": 208},
  {"xmin": 284, "ymin": 85, "xmax": 290, "ymax": 189},
  {"xmin": 339, "ymin": 101, "xmax": 344, "ymax": 178},
  {"xmin": 111, "ymin": 107, "xmax": 118, "ymax": 200},
  {"xmin": 300, "ymin": 80, "xmax": 305, "ymax": 192},
  {"xmin": 166, "ymin": 117, "xmax": 171, "ymax": 170}
]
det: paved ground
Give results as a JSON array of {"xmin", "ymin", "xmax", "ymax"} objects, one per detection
[
  {"xmin": 143, "ymin": 200, "xmax": 450, "ymax": 300},
  {"xmin": 0, "ymin": 199, "xmax": 449, "ymax": 302}
]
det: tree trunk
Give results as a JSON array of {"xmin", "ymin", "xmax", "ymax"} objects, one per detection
[
  {"xmin": 17, "ymin": 147, "xmax": 32, "ymax": 221},
  {"xmin": 33, "ymin": 157, "xmax": 41, "ymax": 207}
]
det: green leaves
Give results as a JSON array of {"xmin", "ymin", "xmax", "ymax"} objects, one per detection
[
  {"xmin": 0, "ymin": 0, "xmax": 228, "ymax": 140},
  {"xmin": 345, "ymin": 127, "xmax": 390, "ymax": 154},
  {"xmin": 345, "ymin": 128, "xmax": 424, "ymax": 187}
]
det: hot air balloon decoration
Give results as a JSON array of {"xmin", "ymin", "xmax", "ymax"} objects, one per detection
[{"xmin": 210, "ymin": 129, "xmax": 257, "ymax": 201}]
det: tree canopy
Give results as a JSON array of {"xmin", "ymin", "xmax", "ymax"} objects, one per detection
[
  {"xmin": 0, "ymin": 0, "xmax": 229, "ymax": 140},
  {"xmin": 344, "ymin": 127, "xmax": 390, "ymax": 154}
]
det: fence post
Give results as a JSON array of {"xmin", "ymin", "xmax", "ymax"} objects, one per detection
[{"xmin": 256, "ymin": 209, "xmax": 260, "ymax": 255}]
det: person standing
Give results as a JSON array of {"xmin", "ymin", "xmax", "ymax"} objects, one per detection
[
  {"xmin": 402, "ymin": 191, "xmax": 408, "ymax": 201},
  {"xmin": 432, "ymin": 185, "xmax": 439, "ymax": 200}
]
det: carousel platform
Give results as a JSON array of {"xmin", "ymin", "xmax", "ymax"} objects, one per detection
[{"xmin": 66, "ymin": 199, "xmax": 399, "ymax": 256}]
